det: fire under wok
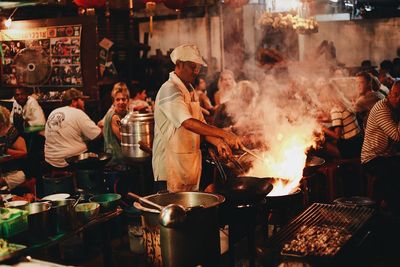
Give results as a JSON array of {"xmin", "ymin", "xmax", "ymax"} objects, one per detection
[
  {"xmin": 207, "ymin": 148, "xmax": 324, "ymax": 204},
  {"xmin": 215, "ymin": 147, "xmax": 324, "ymax": 177}
]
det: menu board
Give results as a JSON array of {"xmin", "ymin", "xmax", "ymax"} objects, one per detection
[{"xmin": 0, "ymin": 24, "xmax": 82, "ymax": 87}]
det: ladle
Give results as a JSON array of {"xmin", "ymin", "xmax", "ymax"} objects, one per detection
[
  {"xmin": 128, "ymin": 192, "xmax": 187, "ymax": 228},
  {"xmin": 71, "ymin": 188, "xmax": 87, "ymax": 208}
]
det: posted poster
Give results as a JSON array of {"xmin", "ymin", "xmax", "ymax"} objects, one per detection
[{"xmin": 0, "ymin": 25, "xmax": 82, "ymax": 87}]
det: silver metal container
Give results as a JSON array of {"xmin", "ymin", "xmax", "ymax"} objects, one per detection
[
  {"xmin": 4, "ymin": 200, "xmax": 29, "ymax": 210},
  {"xmin": 50, "ymin": 199, "xmax": 77, "ymax": 234},
  {"xmin": 135, "ymin": 192, "xmax": 225, "ymax": 267},
  {"xmin": 120, "ymin": 112, "xmax": 154, "ymax": 160},
  {"xmin": 27, "ymin": 202, "xmax": 52, "ymax": 240}
]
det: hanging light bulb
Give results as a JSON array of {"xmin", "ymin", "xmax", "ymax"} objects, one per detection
[
  {"xmin": 129, "ymin": 0, "xmax": 134, "ymax": 18},
  {"xmin": 145, "ymin": 1, "xmax": 157, "ymax": 36},
  {"xmin": 3, "ymin": 7, "xmax": 18, "ymax": 29},
  {"xmin": 4, "ymin": 18, "xmax": 12, "ymax": 28}
]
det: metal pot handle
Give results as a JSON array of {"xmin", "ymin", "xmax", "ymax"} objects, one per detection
[{"xmin": 133, "ymin": 201, "xmax": 159, "ymax": 213}]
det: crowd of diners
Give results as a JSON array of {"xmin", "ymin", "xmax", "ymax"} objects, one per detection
[{"xmin": 1, "ymin": 44, "xmax": 400, "ymax": 219}]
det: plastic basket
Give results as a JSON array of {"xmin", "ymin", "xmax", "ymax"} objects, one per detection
[{"xmin": 0, "ymin": 208, "xmax": 28, "ymax": 238}]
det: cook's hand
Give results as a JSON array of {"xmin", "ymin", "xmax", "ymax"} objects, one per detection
[
  {"xmin": 222, "ymin": 131, "xmax": 244, "ymax": 150},
  {"xmin": 215, "ymin": 139, "xmax": 232, "ymax": 159}
]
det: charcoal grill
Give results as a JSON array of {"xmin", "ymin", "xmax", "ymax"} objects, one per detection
[{"xmin": 267, "ymin": 203, "xmax": 375, "ymax": 260}]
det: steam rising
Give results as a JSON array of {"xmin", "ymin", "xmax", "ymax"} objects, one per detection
[{"xmin": 221, "ymin": 28, "xmax": 357, "ymax": 195}]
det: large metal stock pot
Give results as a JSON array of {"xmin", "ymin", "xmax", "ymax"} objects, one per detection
[
  {"xmin": 134, "ymin": 191, "xmax": 225, "ymax": 267},
  {"xmin": 120, "ymin": 112, "xmax": 154, "ymax": 161}
]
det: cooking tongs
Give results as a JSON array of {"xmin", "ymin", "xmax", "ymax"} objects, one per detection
[
  {"xmin": 241, "ymin": 147, "xmax": 264, "ymax": 163},
  {"xmin": 208, "ymin": 147, "xmax": 246, "ymax": 183}
]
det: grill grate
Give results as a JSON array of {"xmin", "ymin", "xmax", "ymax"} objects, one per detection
[{"xmin": 267, "ymin": 203, "xmax": 375, "ymax": 257}]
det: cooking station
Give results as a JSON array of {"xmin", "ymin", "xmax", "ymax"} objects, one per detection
[
  {"xmin": 199, "ymin": 146, "xmax": 397, "ymax": 267},
  {"xmin": 0, "ymin": 1, "xmax": 400, "ymax": 266}
]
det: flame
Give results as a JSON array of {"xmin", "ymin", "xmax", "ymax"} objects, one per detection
[{"xmin": 246, "ymin": 132, "xmax": 314, "ymax": 196}]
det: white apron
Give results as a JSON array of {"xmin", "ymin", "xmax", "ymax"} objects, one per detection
[{"xmin": 165, "ymin": 81, "xmax": 203, "ymax": 192}]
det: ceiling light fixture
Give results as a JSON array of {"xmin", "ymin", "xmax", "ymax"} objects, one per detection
[{"xmin": 258, "ymin": 0, "xmax": 318, "ymax": 34}]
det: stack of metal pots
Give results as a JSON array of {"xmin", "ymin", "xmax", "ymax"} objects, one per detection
[{"xmin": 120, "ymin": 111, "xmax": 154, "ymax": 162}]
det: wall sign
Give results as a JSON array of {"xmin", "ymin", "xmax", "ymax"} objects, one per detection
[{"xmin": 0, "ymin": 24, "xmax": 82, "ymax": 88}]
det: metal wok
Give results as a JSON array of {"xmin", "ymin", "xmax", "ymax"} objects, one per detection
[
  {"xmin": 65, "ymin": 152, "xmax": 112, "ymax": 170},
  {"xmin": 218, "ymin": 176, "xmax": 273, "ymax": 204},
  {"xmin": 208, "ymin": 148, "xmax": 273, "ymax": 205}
]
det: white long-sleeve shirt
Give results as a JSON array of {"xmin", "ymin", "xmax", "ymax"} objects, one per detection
[{"xmin": 10, "ymin": 96, "xmax": 46, "ymax": 126}]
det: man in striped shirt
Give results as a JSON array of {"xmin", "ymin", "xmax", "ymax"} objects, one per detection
[{"xmin": 361, "ymin": 81, "xmax": 400, "ymax": 215}]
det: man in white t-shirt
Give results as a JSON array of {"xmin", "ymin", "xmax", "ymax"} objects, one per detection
[{"xmin": 45, "ymin": 88, "xmax": 102, "ymax": 168}]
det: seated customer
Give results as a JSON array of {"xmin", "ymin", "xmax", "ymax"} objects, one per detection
[
  {"xmin": 98, "ymin": 82, "xmax": 131, "ymax": 128},
  {"xmin": 45, "ymin": 88, "xmax": 102, "ymax": 169},
  {"xmin": 322, "ymin": 85, "xmax": 363, "ymax": 159},
  {"xmin": 194, "ymin": 76, "xmax": 214, "ymax": 117},
  {"xmin": 104, "ymin": 84, "xmax": 129, "ymax": 165},
  {"xmin": 0, "ymin": 105, "xmax": 27, "ymax": 190},
  {"xmin": 362, "ymin": 81, "xmax": 400, "ymax": 215},
  {"xmin": 213, "ymin": 80, "xmax": 258, "ymax": 129},
  {"xmin": 214, "ymin": 69, "xmax": 237, "ymax": 106},
  {"xmin": 10, "ymin": 87, "xmax": 45, "ymax": 134},
  {"xmin": 354, "ymin": 71, "xmax": 385, "ymax": 129},
  {"xmin": 129, "ymin": 83, "xmax": 150, "ymax": 112}
]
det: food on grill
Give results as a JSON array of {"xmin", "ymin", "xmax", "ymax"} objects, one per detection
[{"xmin": 281, "ymin": 224, "xmax": 352, "ymax": 257}]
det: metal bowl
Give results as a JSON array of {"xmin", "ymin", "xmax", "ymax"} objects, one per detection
[
  {"xmin": 305, "ymin": 156, "xmax": 325, "ymax": 168},
  {"xmin": 89, "ymin": 193, "xmax": 121, "ymax": 213},
  {"xmin": 65, "ymin": 152, "xmax": 112, "ymax": 170},
  {"xmin": 4, "ymin": 200, "xmax": 29, "ymax": 210},
  {"xmin": 75, "ymin": 202, "xmax": 100, "ymax": 223},
  {"xmin": 303, "ymin": 156, "xmax": 325, "ymax": 176}
]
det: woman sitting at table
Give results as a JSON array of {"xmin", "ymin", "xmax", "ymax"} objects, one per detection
[
  {"xmin": 0, "ymin": 105, "xmax": 27, "ymax": 190},
  {"xmin": 103, "ymin": 83, "xmax": 129, "ymax": 166},
  {"xmin": 320, "ymin": 84, "xmax": 363, "ymax": 159}
]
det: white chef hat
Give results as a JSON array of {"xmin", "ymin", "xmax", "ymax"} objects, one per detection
[{"xmin": 170, "ymin": 44, "xmax": 207, "ymax": 66}]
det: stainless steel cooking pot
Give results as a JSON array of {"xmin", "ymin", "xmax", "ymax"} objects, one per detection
[
  {"xmin": 50, "ymin": 199, "xmax": 77, "ymax": 234},
  {"xmin": 134, "ymin": 192, "xmax": 225, "ymax": 267},
  {"xmin": 120, "ymin": 112, "xmax": 154, "ymax": 161},
  {"xmin": 27, "ymin": 202, "xmax": 52, "ymax": 240}
]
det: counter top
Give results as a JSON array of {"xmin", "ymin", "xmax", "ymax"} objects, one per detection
[{"xmin": 0, "ymin": 207, "xmax": 123, "ymax": 264}]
